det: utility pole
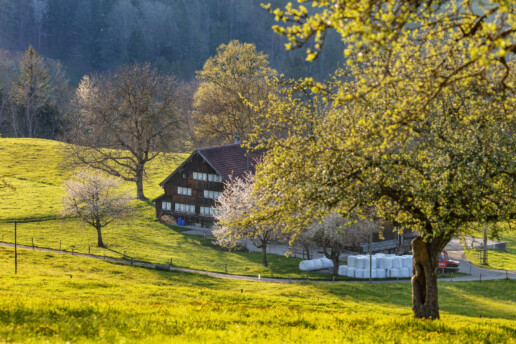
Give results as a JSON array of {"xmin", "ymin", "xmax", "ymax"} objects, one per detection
[
  {"xmin": 482, "ymin": 224, "xmax": 488, "ymax": 265},
  {"xmin": 369, "ymin": 220, "xmax": 373, "ymax": 283},
  {"xmin": 14, "ymin": 220, "xmax": 17, "ymax": 274}
]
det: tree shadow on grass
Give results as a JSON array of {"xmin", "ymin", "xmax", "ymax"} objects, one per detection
[{"xmin": 312, "ymin": 279, "xmax": 516, "ymax": 320}]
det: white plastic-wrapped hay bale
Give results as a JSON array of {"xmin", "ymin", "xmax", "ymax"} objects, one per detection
[
  {"xmin": 392, "ymin": 256, "xmax": 402, "ymax": 268},
  {"xmin": 346, "ymin": 267, "xmax": 356, "ymax": 278},
  {"xmin": 338, "ymin": 265, "xmax": 348, "ymax": 276},
  {"xmin": 347, "ymin": 255, "xmax": 356, "ymax": 268},
  {"xmin": 355, "ymin": 268, "xmax": 365, "ymax": 278},
  {"xmin": 374, "ymin": 253, "xmax": 386, "ymax": 257},
  {"xmin": 356, "ymin": 256, "xmax": 366, "ymax": 269},
  {"xmin": 402, "ymin": 255, "xmax": 413, "ymax": 268},
  {"xmin": 321, "ymin": 258, "xmax": 334, "ymax": 268},
  {"xmin": 299, "ymin": 260, "xmax": 308, "ymax": 271},
  {"xmin": 389, "ymin": 268, "xmax": 400, "ymax": 278},
  {"xmin": 313, "ymin": 259, "xmax": 323, "ymax": 270},
  {"xmin": 362, "ymin": 269, "xmax": 376, "ymax": 279},
  {"xmin": 383, "ymin": 257, "xmax": 393, "ymax": 269},
  {"xmin": 299, "ymin": 260, "xmax": 317, "ymax": 271},
  {"xmin": 376, "ymin": 269, "xmax": 386, "ymax": 278},
  {"xmin": 399, "ymin": 267, "xmax": 411, "ymax": 278}
]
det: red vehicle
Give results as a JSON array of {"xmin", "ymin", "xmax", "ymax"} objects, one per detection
[{"xmin": 438, "ymin": 251, "xmax": 460, "ymax": 272}]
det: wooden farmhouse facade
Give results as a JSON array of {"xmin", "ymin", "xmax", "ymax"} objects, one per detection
[{"xmin": 153, "ymin": 143, "xmax": 263, "ymax": 228}]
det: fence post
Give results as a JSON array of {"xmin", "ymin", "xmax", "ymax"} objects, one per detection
[
  {"xmin": 14, "ymin": 220, "xmax": 17, "ymax": 274},
  {"xmin": 59, "ymin": 241, "xmax": 61, "ymax": 250},
  {"xmin": 131, "ymin": 258, "xmax": 134, "ymax": 265},
  {"xmin": 123, "ymin": 251, "xmax": 126, "ymax": 259},
  {"xmin": 289, "ymin": 274, "xmax": 291, "ymax": 283},
  {"xmin": 72, "ymin": 248, "xmax": 74, "ymax": 255},
  {"xmin": 32, "ymin": 237, "xmax": 34, "ymax": 250},
  {"xmin": 170, "ymin": 258, "xmax": 173, "ymax": 266},
  {"xmin": 88, "ymin": 246, "xmax": 90, "ymax": 254}
]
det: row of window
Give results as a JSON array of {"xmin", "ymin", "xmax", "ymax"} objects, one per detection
[
  {"xmin": 204, "ymin": 190, "xmax": 221, "ymax": 199},
  {"xmin": 162, "ymin": 202, "xmax": 214, "ymax": 217},
  {"xmin": 193, "ymin": 172, "xmax": 223, "ymax": 183},
  {"xmin": 176, "ymin": 187, "xmax": 220, "ymax": 199},
  {"xmin": 200, "ymin": 206, "xmax": 214, "ymax": 216},
  {"xmin": 177, "ymin": 186, "xmax": 192, "ymax": 196},
  {"xmin": 175, "ymin": 203, "xmax": 196, "ymax": 214}
]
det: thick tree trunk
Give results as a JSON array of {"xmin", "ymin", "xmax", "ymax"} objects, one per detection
[
  {"xmin": 411, "ymin": 236, "xmax": 442, "ymax": 319},
  {"xmin": 332, "ymin": 256, "xmax": 339, "ymax": 276},
  {"xmin": 96, "ymin": 224, "xmax": 105, "ymax": 248},
  {"xmin": 135, "ymin": 167, "xmax": 145, "ymax": 200},
  {"xmin": 261, "ymin": 245, "xmax": 268, "ymax": 267}
]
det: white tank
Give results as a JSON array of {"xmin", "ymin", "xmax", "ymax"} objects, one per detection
[{"xmin": 346, "ymin": 267, "xmax": 356, "ymax": 278}]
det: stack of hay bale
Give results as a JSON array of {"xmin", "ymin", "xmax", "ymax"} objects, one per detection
[{"xmin": 337, "ymin": 253, "xmax": 413, "ymax": 279}]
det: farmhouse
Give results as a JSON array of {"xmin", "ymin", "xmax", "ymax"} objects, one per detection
[{"xmin": 153, "ymin": 142, "xmax": 264, "ymax": 228}]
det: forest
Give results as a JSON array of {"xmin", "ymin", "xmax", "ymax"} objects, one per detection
[
  {"xmin": 0, "ymin": 0, "xmax": 344, "ymax": 142},
  {"xmin": 0, "ymin": 0, "xmax": 344, "ymax": 82}
]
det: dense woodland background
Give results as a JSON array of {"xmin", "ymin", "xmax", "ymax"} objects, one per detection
[
  {"xmin": 0, "ymin": 0, "xmax": 344, "ymax": 142},
  {"xmin": 0, "ymin": 0, "xmax": 343, "ymax": 81}
]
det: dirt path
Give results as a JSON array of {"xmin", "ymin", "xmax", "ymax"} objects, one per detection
[{"xmin": 1, "ymin": 241, "xmax": 514, "ymax": 284}]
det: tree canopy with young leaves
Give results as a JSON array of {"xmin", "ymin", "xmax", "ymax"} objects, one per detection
[
  {"xmin": 248, "ymin": 1, "xmax": 516, "ymax": 320},
  {"xmin": 264, "ymin": 0, "xmax": 516, "ymax": 131},
  {"xmin": 193, "ymin": 40, "xmax": 277, "ymax": 146}
]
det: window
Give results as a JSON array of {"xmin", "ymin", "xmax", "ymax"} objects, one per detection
[
  {"xmin": 162, "ymin": 202, "xmax": 171, "ymax": 211},
  {"xmin": 208, "ymin": 174, "xmax": 223, "ymax": 182},
  {"xmin": 177, "ymin": 186, "xmax": 192, "ymax": 196},
  {"xmin": 194, "ymin": 172, "xmax": 222, "ymax": 183},
  {"xmin": 200, "ymin": 206, "xmax": 214, "ymax": 217},
  {"xmin": 193, "ymin": 172, "xmax": 208, "ymax": 181},
  {"xmin": 203, "ymin": 190, "xmax": 221, "ymax": 199},
  {"xmin": 175, "ymin": 203, "xmax": 195, "ymax": 214}
]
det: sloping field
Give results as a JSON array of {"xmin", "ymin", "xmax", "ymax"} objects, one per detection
[
  {"xmin": 0, "ymin": 247, "xmax": 514, "ymax": 343},
  {"xmin": 0, "ymin": 138, "xmax": 309, "ymax": 279}
]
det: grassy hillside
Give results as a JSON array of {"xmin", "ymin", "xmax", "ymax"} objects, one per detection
[
  {"xmin": 0, "ymin": 247, "xmax": 514, "ymax": 343},
  {"xmin": 0, "ymin": 138, "xmax": 313, "ymax": 279},
  {"xmin": 463, "ymin": 223, "xmax": 516, "ymax": 271}
]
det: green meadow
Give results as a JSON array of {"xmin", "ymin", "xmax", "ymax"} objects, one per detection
[
  {"xmin": 463, "ymin": 224, "xmax": 516, "ymax": 271},
  {"xmin": 1, "ymin": 138, "xmax": 516, "ymax": 343},
  {"xmin": 0, "ymin": 138, "xmax": 317, "ymax": 279},
  {"xmin": 0, "ymin": 247, "xmax": 515, "ymax": 343}
]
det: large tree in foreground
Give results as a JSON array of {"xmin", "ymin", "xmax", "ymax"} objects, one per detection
[
  {"xmin": 68, "ymin": 64, "xmax": 179, "ymax": 200},
  {"xmin": 193, "ymin": 40, "xmax": 276, "ymax": 146},
  {"xmin": 63, "ymin": 169, "xmax": 131, "ymax": 248},
  {"xmin": 252, "ymin": 0, "xmax": 516, "ymax": 320},
  {"xmin": 249, "ymin": 64, "xmax": 516, "ymax": 319}
]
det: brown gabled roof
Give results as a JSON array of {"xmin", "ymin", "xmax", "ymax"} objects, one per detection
[
  {"xmin": 198, "ymin": 143, "xmax": 264, "ymax": 180},
  {"xmin": 159, "ymin": 143, "xmax": 264, "ymax": 186}
]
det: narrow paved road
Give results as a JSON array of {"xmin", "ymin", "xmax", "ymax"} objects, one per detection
[{"xmin": 1, "ymin": 241, "xmax": 514, "ymax": 284}]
